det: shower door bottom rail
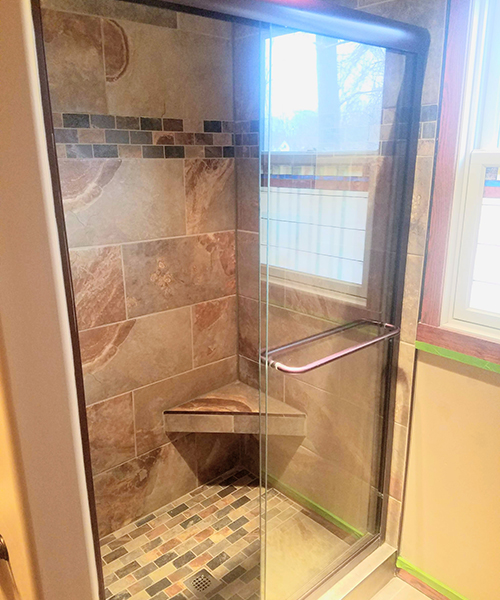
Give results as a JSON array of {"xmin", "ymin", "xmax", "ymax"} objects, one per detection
[{"xmin": 261, "ymin": 319, "xmax": 400, "ymax": 374}]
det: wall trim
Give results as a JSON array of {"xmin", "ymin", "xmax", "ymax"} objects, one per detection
[
  {"xmin": 396, "ymin": 557, "xmax": 470, "ymax": 600},
  {"xmin": 266, "ymin": 474, "xmax": 364, "ymax": 539},
  {"xmin": 415, "ymin": 340, "xmax": 500, "ymax": 374}
]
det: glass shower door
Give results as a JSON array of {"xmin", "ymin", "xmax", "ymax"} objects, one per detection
[{"xmin": 260, "ymin": 25, "xmax": 412, "ymax": 600}]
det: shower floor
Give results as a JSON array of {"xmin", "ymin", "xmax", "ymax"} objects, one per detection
[{"xmin": 100, "ymin": 469, "xmax": 353, "ymax": 600}]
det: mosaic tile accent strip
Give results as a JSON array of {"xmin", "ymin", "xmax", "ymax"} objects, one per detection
[{"xmin": 53, "ymin": 113, "xmax": 259, "ymax": 159}]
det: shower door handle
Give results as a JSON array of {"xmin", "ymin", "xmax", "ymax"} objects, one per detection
[{"xmin": 260, "ymin": 319, "xmax": 399, "ymax": 374}]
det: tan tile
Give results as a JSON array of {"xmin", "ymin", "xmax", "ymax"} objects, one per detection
[
  {"xmin": 134, "ymin": 356, "xmax": 237, "ymax": 455},
  {"xmin": 164, "ymin": 413, "xmax": 234, "ymax": 433},
  {"xmin": 87, "ymin": 393, "xmax": 135, "ymax": 474},
  {"xmin": 60, "ymin": 158, "xmax": 186, "ymax": 247},
  {"xmin": 238, "ymin": 296, "xmax": 259, "ymax": 361},
  {"xmin": 192, "ymin": 296, "xmax": 237, "ymax": 367},
  {"xmin": 177, "ymin": 11, "xmax": 232, "ymax": 38},
  {"xmin": 196, "ymin": 433, "xmax": 241, "ymax": 483},
  {"xmin": 80, "ymin": 308, "xmax": 193, "ymax": 404},
  {"xmin": 389, "ymin": 423, "xmax": 408, "ymax": 501},
  {"xmin": 52, "ymin": 111, "xmax": 63, "ymax": 128},
  {"xmin": 118, "ymin": 144, "xmax": 142, "ymax": 158},
  {"xmin": 237, "ymin": 355, "xmax": 285, "ymax": 401},
  {"xmin": 408, "ymin": 156, "xmax": 433, "ymax": 256},
  {"xmin": 417, "ymin": 139, "xmax": 436, "ymax": 157},
  {"xmin": 78, "ymin": 128, "xmax": 105, "ymax": 144},
  {"xmin": 70, "ymin": 246, "xmax": 126, "ymax": 330},
  {"xmin": 56, "ymin": 143, "xmax": 66, "ymax": 158},
  {"xmin": 236, "ymin": 158, "xmax": 259, "ymax": 232},
  {"xmin": 400, "ymin": 254, "xmax": 424, "ymax": 343},
  {"xmin": 94, "ymin": 436, "xmax": 197, "ymax": 536},
  {"xmin": 153, "ymin": 132, "xmax": 175, "ymax": 145},
  {"xmin": 395, "ymin": 342, "xmax": 416, "ymax": 426},
  {"xmin": 104, "ymin": 20, "xmax": 233, "ymax": 120},
  {"xmin": 233, "ymin": 28, "xmax": 260, "ymax": 121},
  {"xmin": 122, "ymin": 232, "xmax": 236, "ymax": 317},
  {"xmin": 41, "ymin": 9, "xmax": 107, "ymax": 113},
  {"xmin": 237, "ymin": 231, "xmax": 259, "ymax": 300},
  {"xmin": 185, "ymin": 158, "xmax": 236, "ymax": 234},
  {"xmin": 184, "ymin": 145, "xmax": 205, "ymax": 158},
  {"xmin": 385, "ymin": 495, "xmax": 402, "ymax": 548}
]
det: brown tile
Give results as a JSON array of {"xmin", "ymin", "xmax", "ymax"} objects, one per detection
[
  {"xmin": 41, "ymin": 9, "xmax": 107, "ymax": 113},
  {"xmin": 233, "ymin": 29, "xmax": 260, "ymax": 121},
  {"xmin": 237, "ymin": 356, "xmax": 284, "ymax": 401},
  {"xmin": 60, "ymin": 158, "xmax": 186, "ymax": 247},
  {"xmin": 196, "ymin": 433, "xmax": 241, "ymax": 483},
  {"xmin": 78, "ymin": 128, "xmax": 105, "ymax": 144},
  {"xmin": 103, "ymin": 19, "xmax": 129, "ymax": 83},
  {"xmin": 185, "ymin": 159, "xmax": 236, "ymax": 234},
  {"xmin": 236, "ymin": 158, "xmax": 259, "ymax": 232},
  {"xmin": 400, "ymin": 254, "xmax": 424, "ymax": 343},
  {"xmin": 192, "ymin": 296, "xmax": 237, "ymax": 367},
  {"xmin": 94, "ymin": 436, "xmax": 197, "ymax": 536},
  {"xmin": 153, "ymin": 132, "xmax": 175, "ymax": 145},
  {"xmin": 80, "ymin": 308, "xmax": 192, "ymax": 404},
  {"xmin": 408, "ymin": 156, "xmax": 433, "ymax": 256},
  {"xmin": 122, "ymin": 232, "xmax": 236, "ymax": 318},
  {"xmin": 134, "ymin": 356, "xmax": 237, "ymax": 455},
  {"xmin": 238, "ymin": 296, "xmax": 259, "ymax": 361},
  {"xmin": 70, "ymin": 246, "xmax": 126, "ymax": 330},
  {"xmin": 104, "ymin": 20, "xmax": 233, "ymax": 121},
  {"xmin": 184, "ymin": 146, "xmax": 205, "ymax": 159},
  {"xmin": 237, "ymin": 231, "xmax": 259, "ymax": 300},
  {"xmin": 395, "ymin": 341, "xmax": 415, "ymax": 427},
  {"xmin": 87, "ymin": 393, "xmax": 135, "ymax": 474}
]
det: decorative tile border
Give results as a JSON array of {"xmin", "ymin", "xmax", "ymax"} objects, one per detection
[{"xmin": 53, "ymin": 112, "xmax": 260, "ymax": 159}]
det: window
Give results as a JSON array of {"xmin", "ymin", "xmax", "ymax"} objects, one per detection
[{"xmin": 443, "ymin": 0, "xmax": 500, "ymax": 339}]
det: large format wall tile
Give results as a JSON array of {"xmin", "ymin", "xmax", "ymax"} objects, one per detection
[
  {"xmin": 122, "ymin": 232, "xmax": 236, "ymax": 317},
  {"xmin": 237, "ymin": 231, "xmax": 259, "ymax": 300},
  {"xmin": 80, "ymin": 308, "xmax": 193, "ymax": 404},
  {"xmin": 185, "ymin": 159, "xmax": 236, "ymax": 234},
  {"xmin": 94, "ymin": 436, "xmax": 197, "ymax": 536},
  {"xmin": 42, "ymin": 9, "xmax": 107, "ymax": 113},
  {"xmin": 60, "ymin": 159, "xmax": 186, "ymax": 247},
  {"xmin": 87, "ymin": 392, "xmax": 135, "ymax": 475},
  {"xmin": 192, "ymin": 296, "xmax": 237, "ymax": 367},
  {"xmin": 70, "ymin": 246, "xmax": 126, "ymax": 330},
  {"xmin": 104, "ymin": 19, "xmax": 233, "ymax": 120},
  {"xmin": 196, "ymin": 433, "xmax": 241, "ymax": 483},
  {"xmin": 233, "ymin": 25, "xmax": 260, "ymax": 122},
  {"xmin": 134, "ymin": 356, "xmax": 237, "ymax": 455},
  {"xmin": 236, "ymin": 158, "xmax": 259, "ymax": 232}
]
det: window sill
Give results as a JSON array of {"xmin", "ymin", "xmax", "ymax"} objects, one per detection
[{"xmin": 416, "ymin": 322, "xmax": 500, "ymax": 366}]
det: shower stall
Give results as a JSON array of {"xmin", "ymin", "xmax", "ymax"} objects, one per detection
[{"xmin": 33, "ymin": 0, "xmax": 428, "ymax": 598}]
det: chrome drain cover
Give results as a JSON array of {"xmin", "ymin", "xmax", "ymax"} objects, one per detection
[{"xmin": 185, "ymin": 569, "xmax": 217, "ymax": 596}]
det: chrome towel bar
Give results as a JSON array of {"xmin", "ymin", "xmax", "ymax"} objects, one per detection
[{"xmin": 260, "ymin": 319, "xmax": 400, "ymax": 374}]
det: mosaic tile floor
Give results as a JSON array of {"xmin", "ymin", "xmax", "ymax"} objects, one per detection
[{"xmin": 100, "ymin": 468, "xmax": 352, "ymax": 600}]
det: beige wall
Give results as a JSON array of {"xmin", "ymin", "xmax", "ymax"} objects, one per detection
[{"xmin": 401, "ymin": 352, "xmax": 500, "ymax": 600}]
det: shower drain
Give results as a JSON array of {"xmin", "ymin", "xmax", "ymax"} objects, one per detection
[{"xmin": 185, "ymin": 569, "xmax": 217, "ymax": 596}]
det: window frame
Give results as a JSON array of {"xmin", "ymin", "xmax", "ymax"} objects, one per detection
[{"xmin": 418, "ymin": 0, "xmax": 500, "ymax": 362}]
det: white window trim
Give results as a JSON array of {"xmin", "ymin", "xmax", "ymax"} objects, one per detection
[{"xmin": 441, "ymin": 0, "xmax": 500, "ymax": 341}]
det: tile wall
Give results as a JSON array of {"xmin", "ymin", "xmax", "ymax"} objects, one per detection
[{"xmin": 40, "ymin": 0, "xmax": 243, "ymax": 536}]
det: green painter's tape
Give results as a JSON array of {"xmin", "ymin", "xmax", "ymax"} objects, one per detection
[
  {"xmin": 266, "ymin": 474, "xmax": 364, "ymax": 539},
  {"xmin": 415, "ymin": 341, "xmax": 500, "ymax": 374},
  {"xmin": 397, "ymin": 557, "xmax": 470, "ymax": 600}
]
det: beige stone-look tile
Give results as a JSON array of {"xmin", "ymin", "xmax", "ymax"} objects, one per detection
[
  {"xmin": 238, "ymin": 355, "xmax": 285, "ymax": 401},
  {"xmin": 70, "ymin": 246, "xmax": 126, "ymax": 330},
  {"xmin": 164, "ymin": 413, "xmax": 234, "ymax": 433},
  {"xmin": 267, "ymin": 304, "xmax": 329, "ymax": 350},
  {"xmin": 284, "ymin": 378, "xmax": 376, "ymax": 481},
  {"xmin": 266, "ymin": 437, "xmax": 371, "ymax": 533},
  {"xmin": 122, "ymin": 232, "xmax": 236, "ymax": 318},
  {"xmin": 192, "ymin": 296, "xmax": 237, "ymax": 367},
  {"xmin": 237, "ymin": 231, "xmax": 259, "ymax": 300},
  {"xmin": 94, "ymin": 436, "xmax": 197, "ymax": 536},
  {"xmin": 196, "ymin": 433, "xmax": 241, "ymax": 483},
  {"xmin": 236, "ymin": 158, "xmax": 260, "ymax": 232},
  {"xmin": 78, "ymin": 129, "xmax": 105, "ymax": 144},
  {"xmin": 400, "ymin": 254, "xmax": 424, "ymax": 344},
  {"xmin": 41, "ymin": 9, "xmax": 107, "ymax": 113},
  {"xmin": 103, "ymin": 18, "xmax": 129, "ymax": 83},
  {"xmin": 266, "ymin": 511, "xmax": 349, "ymax": 600},
  {"xmin": 385, "ymin": 496, "xmax": 402, "ymax": 548},
  {"xmin": 60, "ymin": 159, "xmax": 186, "ymax": 247},
  {"xmin": 361, "ymin": 0, "xmax": 447, "ymax": 106},
  {"xmin": 185, "ymin": 159, "xmax": 236, "ymax": 234},
  {"xmin": 118, "ymin": 145, "xmax": 141, "ymax": 158},
  {"xmin": 238, "ymin": 296, "xmax": 259, "ymax": 361},
  {"xmin": 395, "ymin": 342, "xmax": 415, "ymax": 427},
  {"xmin": 87, "ymin": 392, "xmax": 135, "ymax": 474},
  {"xmin": 80, "ymin": 308, "xmax": 193, "ymax": 404},
  {"xmin": 417, "ymin": 139, "xmax": 436, "ymax": 157},
  {"xmin": 104, "ymin": 20, "xmax": 233, "ymax": 120},
  {"xmin": 41, "ymin": 0, "xmax": 177, "ymax": 28},
  {"xmin": 134, "ymin": 356, "xmax": 237, "ymax": 455},
  {"xmin": 177, "ymin": 12, "xmax": 231, "ymax": 38},
  {"xmin": 233, "ymin": 27, "xmax": 260, "ymax": 121},
  {"xmin": 408, "ymin": 156, "xmax": 433, "ymax": 256},
  {"xmin": 389, "ymin": 423, "xmax": 408, "ymax": 502}
]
